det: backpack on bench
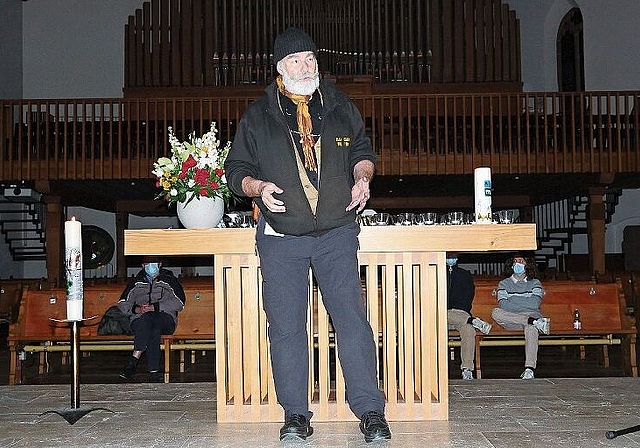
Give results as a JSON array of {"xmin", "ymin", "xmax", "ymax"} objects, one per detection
[{"xmin": 97, "ymin": 305, "xmax": 132, "ymax": 335}]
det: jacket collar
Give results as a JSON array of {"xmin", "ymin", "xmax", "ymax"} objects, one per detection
[{"xmin": 510, "ymin": 274, "xmax": 528, "ymax": 283}]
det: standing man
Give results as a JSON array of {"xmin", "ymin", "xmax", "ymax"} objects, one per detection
[
  {"xmin": 225, "ymin": 27, "xmax": 390, "ymax": 443},
  {"xmin": 492, "ymin": 253, "xmax": 550, "ymax": 379},
  {"xmin": 446, "ymin": 253, "xmax": 492, "ymax": 380}
]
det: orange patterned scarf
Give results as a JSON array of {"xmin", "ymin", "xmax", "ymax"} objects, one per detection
[{"xmin": 276, "ymin": 76, "xmax": 317, "ymax": 171}]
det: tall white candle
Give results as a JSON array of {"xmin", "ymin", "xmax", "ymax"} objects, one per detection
[
  {"xmin": 474, "ymin": 167, "xmax": 492, "ymax": 224},
  {"xmin": 65, "ymin": 217, "xmax": 83, "ymax": 321}
]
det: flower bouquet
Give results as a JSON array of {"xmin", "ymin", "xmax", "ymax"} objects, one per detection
[{"xmin": 152, "ymin": 123, "xmax": 231, "ymax": 205}]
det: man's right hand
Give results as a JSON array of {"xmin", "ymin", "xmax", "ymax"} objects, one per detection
[
  {"xmin": 259, "ymin": 182, "xmax": 286, "ymax": 213},
  {"xmin": 242, "ymin": 176, "xmax": 286, "ymax": 213}
]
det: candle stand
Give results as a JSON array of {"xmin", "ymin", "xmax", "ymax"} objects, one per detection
[{"xmin": 39, "ymin": 317, "xmax": 113, "ymax": 425}]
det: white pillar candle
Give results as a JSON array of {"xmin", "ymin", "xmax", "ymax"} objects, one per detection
[
  {"xmin": 474, "ymin": 167, "xmax": 492, "ymax": 224},
  {"xmin": 65, "ymin": 217, "xmax": 83, "ymax": 321}
]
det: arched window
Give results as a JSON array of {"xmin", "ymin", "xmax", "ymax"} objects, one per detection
[{"xmin": 557, "ymin": 7, "xmax": 585, "ymax": 92}]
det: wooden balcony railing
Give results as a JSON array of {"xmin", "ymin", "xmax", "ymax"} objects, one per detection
[{"xmin": 1, "ymin": 91, "xmax": 638, "ymax": 181}]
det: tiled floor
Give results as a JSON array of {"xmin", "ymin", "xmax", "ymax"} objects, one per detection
[
  {"xmin": 0, "ymin": 324, "xmax": 637, "ymax": 447},
  {"xmin": 2, "ymin": 378, "xmax": 640, "ymax": 447}
]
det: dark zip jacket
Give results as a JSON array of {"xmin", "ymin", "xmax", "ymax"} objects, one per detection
[
  {"xmin": 447, "ymin": 264, "xmax": 476, "ymax": 313},
  {"xmin": 224, "ymin": 81, "xmax": 376, "ymax": 236},
  {"xmin": 117, "ymin": 268, "xmax": 186, "ymax": 324}
]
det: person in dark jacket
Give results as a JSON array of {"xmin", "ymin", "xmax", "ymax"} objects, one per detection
[
  {"xmin": 446, "ymin": 253, "xmax": 492, "ymax": 380},
  {"xmin": 224, "ymin": 27, "xmax": 390, "ymax": 443},
  {"xmin": 117, "ymin": 256, "xmax": 185, "ymax": 382}
]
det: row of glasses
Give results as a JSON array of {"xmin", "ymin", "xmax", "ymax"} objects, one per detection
[
  {"xmin": 446, "ymin": 211, "xmax": 465, "ymax": 225},
  {"xmin": 496, "ymin": 210, "xmax": 515, "ymax": 224},
  {"xmin": 221, "ymin": 210, "xmax": 512, "ymax": 227},
  {"xmin": 361, "ymin": 210, "xmax": 517, "ymax": 226},
  {"xmin": 440, "ymin": 211, "xmax": 517, "ymax": 224},
  {"xmin": 364, "ymin": 212, "xmax": 464, "ymax": 226},
  {"xmin": 362, "ymin": 212, "xmax": 440, "ymax": 226},
  {"xmin": 222, "ymin": 213, "xmax": 255, "ymax": 228}
]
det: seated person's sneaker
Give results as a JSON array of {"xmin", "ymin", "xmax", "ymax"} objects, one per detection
[
  {"xmin": 279, "ymin": 414, "xmax": 313, "ymax": 441},
  {"xmin": 472, "ymin": 317, "xmax": 492, "ymax": 335},
  {"xmin": 360, "ymin": 411, "xmax": 391, "ymax": 443},
  {"xmin": 119, "ymin": 356, "xmax": 138, "ymax": 380},
  {"xmin": 462, "ymin": 368, "xmax": 474, "ymax": 380},
  {"xmin": 533, "ymin": 317, "xmax": 551, "ymax": 335},
  {"xmin": 520, "ymin": 367, "xmax": 535, "ymax": 379}
]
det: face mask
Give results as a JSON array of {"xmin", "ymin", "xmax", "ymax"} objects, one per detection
[
  {"xmin": 144, "ymin": 262, "xmax": 160, "ymax": 277},
  {"xmin": 512, "ymin": 262, "xmax": 526, "ymax": 275},
  {"xmin": 446, "ymin": 257, "xmax": 458, "ymax": 267}
]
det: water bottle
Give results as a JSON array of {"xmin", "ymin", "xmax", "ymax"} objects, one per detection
[{"xmin": 573, "ymin": 309, "xmax": 582, "ymax": 330}]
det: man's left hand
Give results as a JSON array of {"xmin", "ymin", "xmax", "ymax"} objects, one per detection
[{"xmin": 346, "ymin": 177, "xmax": 370, "ymax": 213}]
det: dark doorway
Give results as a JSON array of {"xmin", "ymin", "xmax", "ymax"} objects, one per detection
[{"xmin": 557, "ymin": 8, "xmax": 585, "ymax": 92}]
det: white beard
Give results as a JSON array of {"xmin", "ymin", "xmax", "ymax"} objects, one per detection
[{"xmin": 282, "ymin": 70, "xmax": 320, "ymax": 96}]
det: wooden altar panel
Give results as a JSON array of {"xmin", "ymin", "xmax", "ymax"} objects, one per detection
[
  {"xmin": 358, "ymin": 251, "xmax": 449, "ymax": 421},
  {"xmin": 212, "ymin": 250, "xmax": 449, "ymax": 422},
  {"xmin": 124, "ymin": 224, "xmax": 536, "ymax": 422},
  {"xmin": 124, "ymin": 224, "xmax": 537, "ymax": 255}
]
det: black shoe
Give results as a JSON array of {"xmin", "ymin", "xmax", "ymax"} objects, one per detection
[
  {"xmin": 149, "ymin": 371, "xmax": 164, "ymax": 383},
  {"xmin": 119, "ymin": 356, "xmax": 138, "ymax": 380},
  {"xmin": 279, "ymin": 414, "xmax": 313, "ymax": 441},
  {"xmin": 360, "ymin": 411, "xmax": 391, "ymax": 443}
]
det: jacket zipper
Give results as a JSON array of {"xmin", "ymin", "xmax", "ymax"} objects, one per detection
[{"xmin": 265, "ymin": 86, "xmax": 339, "ymax": 232}]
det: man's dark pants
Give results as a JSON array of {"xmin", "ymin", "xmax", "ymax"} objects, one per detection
[
  {"xmin": 130, "ymin": 311, "xmax": 175, "ymax": 372},
  {"xmin": 256, "ymin": 220, "xmax": 385, "ymax": 420}
]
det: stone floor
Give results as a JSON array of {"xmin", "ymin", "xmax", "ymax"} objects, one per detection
[
  {"xmin": 2, "ymin": 378, "xmax": 640, "ymax": 447},
  {"xmin": 1, "ymin": 324, "xmax": 638, "ymax": 447}
]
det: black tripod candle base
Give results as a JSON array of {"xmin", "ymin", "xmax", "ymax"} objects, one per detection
[
  {"xmin": 41, "ymin": 317, "xmax": 113, "ymax": 425},
  {"xmin": 39, "ymin": 407, "xmax": 114, "ymax": 425}
]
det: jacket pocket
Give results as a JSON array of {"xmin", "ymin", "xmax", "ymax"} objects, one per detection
[{"xmin": 317, "ymin": 174, "xmax": 353, "ymax": 226}]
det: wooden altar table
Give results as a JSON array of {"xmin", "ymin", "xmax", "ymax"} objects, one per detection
[{"xmin": 124, "ymin": 224, "xmax": 536, "ymax": 422}]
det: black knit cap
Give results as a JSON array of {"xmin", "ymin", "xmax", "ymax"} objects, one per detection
[
  {"xmin": 273, "ymin": 27, "xmax": 317, "ymax": 64},
  {"xmin": 141, "ymin": 255, "xmax": 161, "ymax": 264}
]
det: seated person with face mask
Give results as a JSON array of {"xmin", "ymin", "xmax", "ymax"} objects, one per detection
[
  {"xmin": 446, "ymin": 253, "xmax": 492, "ymax": 380},
  {"xmin": 491, "ymin": 253, "xmax": 549, "ymax": 380},
  {"xmin": 117, "ymin": 256, "xmax": 185, "ymax": 382}
]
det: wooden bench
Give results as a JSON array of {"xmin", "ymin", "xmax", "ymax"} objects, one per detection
[
  {"xmin": 10, "ymin": 276, "xmax": 637, "ymax": 384},
  {"xmin": 0, "ymin": 280, "xmax": 23, "ymax": 325},
  {"xmin": 8, "ymin": 277, "xmax": 214, "ymax": 385},
  {"xmin": 448, "ymin": 279, "xmax": 638, "ymax": 378},
  {"xmin": 0, "ymin": 278, "xmax": 56, "ymax": 325}
]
